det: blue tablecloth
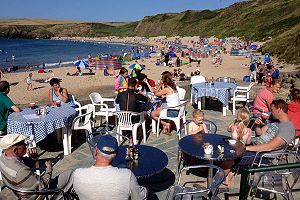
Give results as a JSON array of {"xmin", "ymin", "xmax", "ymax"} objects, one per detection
[
  {"xmin": 140, "ymin": 99, "xmax": 163, "ymax": 116},
  {"xmin": 7, "ymin": 105, "xmax": 77, "ymax": 143},
  {"xmin": 192, "ymin": 82, "xmax": 237, "ymax": 106}
]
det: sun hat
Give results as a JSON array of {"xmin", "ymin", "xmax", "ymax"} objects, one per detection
[
  {"xmin": 97, "ymin": 135, "xmax": 118, "ymax": 155},
  {"xmin": 0, "ymin": 134, "xmax": 27, "ymax": 150}
]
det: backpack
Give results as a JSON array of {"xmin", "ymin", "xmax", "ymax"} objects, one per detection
[{"xmin": 250, "ymin": 63, "xmax": 256, "ymax": 72}]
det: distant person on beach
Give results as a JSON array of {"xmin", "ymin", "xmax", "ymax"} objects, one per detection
[
  {"xmin": 115, "ymin": 67, "xmax": 128, "ymax": 93},
  {"xmin": 49, "ymin": 78, "xmax": 74, "ymax": 107},
  {"xmin": 0, "ymin": 81, "xmax": 21, "ymax": 135},
  {"xmin": 25, "ymin": 73, "xmax": 33, "ymax": 91}
]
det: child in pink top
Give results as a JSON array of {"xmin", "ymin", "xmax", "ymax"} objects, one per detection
[
  {"xmin": 188, "ymin": 109, "xmax": 208, "ymax": 135},
  {"xmin": 227, "ymin": 108, "xmax": 252, "ymax": 145},
  {"xmin": 224, "ymin": 108, "xmax": 251, "ymax": 185},
  {"xmin": 114, "ymin": 67, "xmax": 128, "ymax": 93}
]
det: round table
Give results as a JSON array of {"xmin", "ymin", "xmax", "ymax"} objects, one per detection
[
  {"xmin": 179, "ymin": 134, "xmax": 245, "ymax": 185},
  {"xmin": 112, "ymin": 145, "xmax": 168, "ymax": 179},
  {"xmin": 7, "ymin": 105, "xmax": 77, "ymax": 155}
]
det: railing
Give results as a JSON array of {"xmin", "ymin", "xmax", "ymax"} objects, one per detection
[{"xmin": 239, "ymin": 162, "xmax": 300, "ymax": 200}]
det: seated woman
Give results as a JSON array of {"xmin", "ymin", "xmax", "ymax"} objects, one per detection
[
  {"xmin": 151, "ymin": 74, "xmax": 180, "ymax": 134},
  {"xmin": 138, "ymin": 73, "xmax": 156, "ymax": 93},
  {"xmin": 49, "ymin": 78, "xmax": 74, "ymax": 107}
]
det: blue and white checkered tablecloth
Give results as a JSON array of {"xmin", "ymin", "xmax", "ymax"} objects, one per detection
[
  {"xmin": 192, "ymin": 82, "xmax": 237, "ymax": 106},
  {"xmin": 141, "ymin": 99, "xmax": 163, "ymax": 116},
  {"xmin": 7, "ymin": 105, "xmax": 77, "ymax": 143}
]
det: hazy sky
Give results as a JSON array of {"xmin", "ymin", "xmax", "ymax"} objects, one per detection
[{"xmin": 0, "ymin": 0, "xmax": 243, "ymax": 22}]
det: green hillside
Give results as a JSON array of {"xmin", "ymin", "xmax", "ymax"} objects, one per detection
[{"xmin": 0, "ymin": 0, "xmax": 300, "ymax": 64}]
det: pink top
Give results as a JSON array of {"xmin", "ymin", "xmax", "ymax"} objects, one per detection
[
  {"xmin": 253, "ymin": 87, "xmax": 273, "ymax": 114},
  {"xmin": 231, "ymin": 125, "xmax": 251, "ymax": 145}
]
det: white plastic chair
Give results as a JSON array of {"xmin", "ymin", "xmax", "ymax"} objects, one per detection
[
  {"xmin": 71, "ymin": 94, "xmax": 81, "ymax": 109},
  {"xmin": 231, "ymin": 82, "xmax": 255, "ymax": 115},
  {"xmin": 69, "ymin": 104, "xmax": 94, "ymax": 154},
  {"xmin": 114, "ymin": 111, "xmax": 146, "ymax": 145},
  {"xmin": 156, "ymin": 101, "xmax": 187, "ymax": 137},
  {"xmin": 176, "ymin": 86, "xmax": 186, "ymax": 101},
  {"xmin": 89, "ymin": 92, "xmax": 116, "ymax": 129}
]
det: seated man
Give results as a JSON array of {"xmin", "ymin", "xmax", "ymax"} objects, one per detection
[
  {"xmin": 116, "ymin": 77, "xmax": 149, "ymax": 113},
  {"xmin": 225, "ymin": 99, "xmax": 295, "ymax": 184},
  {"xmin": 0, "ymin": 134, "xmax": 73, "ymax": 199},
  {"xmin": 252, "ymin": 79, "xmax": 281, "ymax": 114},
  {"xmin": 0, "ymin": 81, "xmax": 21, "ymax": 135},
  {"xmin": 73, "ymin": 135, "xmax": 147, "ymax": 200},
  {"xmin": 242, "ymin": 99, "xmax": 294, "ymax": 164},
  {"xmin": 190, "ymin": 69, "xmax": 206, "ymax": 84}
]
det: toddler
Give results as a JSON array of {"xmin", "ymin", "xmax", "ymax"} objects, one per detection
[{"xmin": 188, "ymin": 109, "xmax": 208, "ymax": 135}]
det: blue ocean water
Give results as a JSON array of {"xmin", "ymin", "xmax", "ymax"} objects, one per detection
[{"xmin": 0, "ymin": 38, "xmax": 135, "ymax": 69}]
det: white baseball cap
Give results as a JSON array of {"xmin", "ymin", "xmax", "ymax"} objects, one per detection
[{"xmin": 0, "ymin": 134, "xmax": 27, "ymax": 150}]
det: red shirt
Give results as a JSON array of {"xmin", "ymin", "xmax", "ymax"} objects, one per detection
[{"xmin": 288, "ymin": 101, "xmax": 300, "ymax": 136}]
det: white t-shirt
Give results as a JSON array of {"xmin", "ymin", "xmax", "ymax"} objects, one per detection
[
  {"xmin": 73, "ymin": 166, "xmax": 147, "ymax": 200},
  {"xmin": 191, "ymin": 75, "xmax": 206, "ymax": 84}
]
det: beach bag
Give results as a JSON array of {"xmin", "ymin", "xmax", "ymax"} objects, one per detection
[
  {"xmin": 272, "ymin": 69, "xmax": 280, "ymax": 79},
  {"xmin": 243, "ymin": 75, "xmax": 250, "ymax": 82},
  {"xmin": 250, "ymin": 63, "xmax": 256, "ymax": 72}
]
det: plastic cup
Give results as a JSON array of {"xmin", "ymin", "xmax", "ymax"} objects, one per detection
[
  {"xmin": 261, "ymin": 113, "xmax": 269, "ymax": 123},
  {"xmin": 30, "ymin": 103, "xmax": 36, "ymax": 109},
  {"xmin": 56, "ymin": 100, "xmax": 61, "ymax": 107}
]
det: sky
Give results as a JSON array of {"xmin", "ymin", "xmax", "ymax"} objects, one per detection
[{"xmin": 0, "ymin": 0, "xmax": 243, "ymax": 22}]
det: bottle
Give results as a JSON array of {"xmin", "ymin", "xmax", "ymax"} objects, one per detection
[
  {"xmin": 128, "ymin": 136, "xmax": 134, "ymax": 159},
  {"xmin": 211, "ymin": 77, "xmax": 215, "ymax": 86}
]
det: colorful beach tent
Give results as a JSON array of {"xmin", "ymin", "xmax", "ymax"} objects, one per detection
[
  {"xmin": 250, "ymin": 44, "xmax": 257, "ymax": 50},
  {"xmin": 74, "ymin": 60, "xmax": 89, "ymax": 69}
]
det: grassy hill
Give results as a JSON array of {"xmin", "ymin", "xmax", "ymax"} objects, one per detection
[{"xmin": 0, "ymin": 0, "xmax": 300, "ymax": 64}]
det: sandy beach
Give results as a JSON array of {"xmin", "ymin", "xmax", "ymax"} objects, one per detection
[{"xmin": 1, "ymin": 36, "xmax": 297, "ymax": 106}]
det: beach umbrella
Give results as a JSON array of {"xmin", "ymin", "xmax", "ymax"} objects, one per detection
[
  {"xmin": 74, "ymin": 60, "xmax": 89, "ymax": 69},
  {"xmin": 128, "ymin": 63, "xmax": 145, "ymax": 70}
]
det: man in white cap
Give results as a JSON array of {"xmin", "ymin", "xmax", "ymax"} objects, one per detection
[
  {"xmin": 73, "ymin": 134, "xmax": 147, "ymax": 200},
  {"xmin": 190, "ymin": 69, "xmax": 206, "ymax": 85},
  {"xmin": 0, "ymin": 134, "xmax": 73, "ymax": 199}
]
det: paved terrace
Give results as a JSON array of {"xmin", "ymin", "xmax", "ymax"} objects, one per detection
[{"xmin": 1, "ymin": 83, "xmax": 299, "ymax": 200}]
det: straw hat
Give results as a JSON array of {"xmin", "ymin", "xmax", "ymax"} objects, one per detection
[{"xmin": 0, "ymin": 134, "xmax": 27, "ymax": 150}]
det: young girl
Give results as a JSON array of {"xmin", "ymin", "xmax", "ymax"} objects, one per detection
[
  {"xmin": 227, "ymin": 108, "xmax": 252, "ymax": 145},
  {"xmin": 224, "ymin": 108, "xmax": 251, "ymax": 185},
  {"xmin": 25, "ymin": 73, "xmax": 33, "ymax": 91},
  {"xmin": 188, "ymin": 109, "xmax": 208, "ymax": 135},
  {"xmin": 114, "ymin": 67, "xmax": 128, "ymax": 93}
]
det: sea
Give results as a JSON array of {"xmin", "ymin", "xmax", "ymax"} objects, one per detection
[{"xmin": 0, "ymin": 38, "xmax": 135, "ymax": 70}]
